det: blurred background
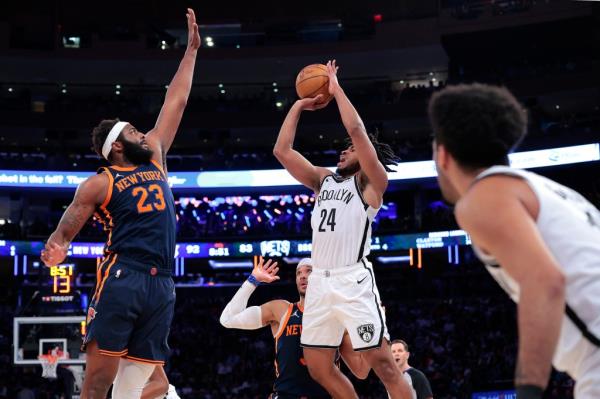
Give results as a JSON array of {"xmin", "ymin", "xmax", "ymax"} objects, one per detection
[{"xmin": 1, "ymin": 0, "xmax": 599, "ymax": 397}]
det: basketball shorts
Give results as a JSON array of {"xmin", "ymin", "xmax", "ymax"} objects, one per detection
[
  {"xmin": 82, "ymin": 255, "xmax": 176, "ymax": 365},
  {"xmin": 555, "ymin": 325, "xmax": 600, "ymax": 399},
  {"xmin": 301, "ymin": 259, "xmax": 389, "ymax": 351}
]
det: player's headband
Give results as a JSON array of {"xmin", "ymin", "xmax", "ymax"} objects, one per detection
[
  {"xmin": 297, "ymin": 258, "xmax": 313, "ymax": 270},
  {"xmin": 102, "ymin": 121, "xmax": 129, "ymax": 160}
]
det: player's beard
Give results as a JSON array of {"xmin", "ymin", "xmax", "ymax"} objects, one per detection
[
  {"xmin": 336, "ymin": 161, "xmax": 360, "ymax": 177},
  {"xmin": 121, "ymin": 139, "xmax": 153, "ymax": 165}
]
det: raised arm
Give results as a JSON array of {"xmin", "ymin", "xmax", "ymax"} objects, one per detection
[
  {"xmin": 273, "ymin": 97, "xmax": 332, "ymax": 192},
  {"xmin": 146, "ymin": 8, "xmax": 201, "ymax": 165},
  {"xmin": 41, "ymin": 173, "xmax": 108, "ymax": 266},
  {"xmin": 326, "ymin": 60, "xmax": 388, "ymax": 196},
  {"xmin": 456, "ymin": 177, "xmax": 566, "ymax": 393},
  {"xmin": 220, "ymin": 257, "xmax": 284, "ymax": 330}
]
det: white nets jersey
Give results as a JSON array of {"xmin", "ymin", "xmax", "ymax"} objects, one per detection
[
  {"xmin": 311, "ymin": 174, "xmax": 379, "ymax": 269},
  {"xmin": 471, "ymin": 166, "xmax": 600, "ymax": 375}
]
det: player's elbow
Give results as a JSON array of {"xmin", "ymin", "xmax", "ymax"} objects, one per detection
[
  {"xmin": 530, "ymin": 269, "xmax": 566, "ymax": 300},
  {"xmin": 273, "ymin": 146, "xmax": 287, "ymax": 160},
  {"xmin": 273, "ymin": 147, "xmax": 293, "ymax": 166},
  {"xmin": 219, "ymin": 312, "xmax": 232, "ymax": 328},
  {"xmin": 546, "ymin": 271, "xmax": 566, "ymax": 299}
]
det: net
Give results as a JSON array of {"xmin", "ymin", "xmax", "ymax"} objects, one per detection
[{"xmin": 39, "ymin": 349, "xmax": 63, "ymax": 379}]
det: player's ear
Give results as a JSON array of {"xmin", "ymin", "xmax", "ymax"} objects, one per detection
[
  {"xmin": 112, "ymin": 140, "xmax": 124, "ymax": 155},
  {"xmin": 434, "ymin": 142, "xmax": 450, "ymax": 171}
]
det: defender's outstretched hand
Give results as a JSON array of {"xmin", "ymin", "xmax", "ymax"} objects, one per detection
[
  {"xmin": 186, "ymin": 8, "xmax": 201, "ymax": 50},
  {"xmin": 251, "ymin": 256, "xmax": 280, "ymax": 284}
]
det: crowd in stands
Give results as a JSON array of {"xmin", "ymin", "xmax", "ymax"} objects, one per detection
[
  {"xmin": 0, "ymin": 262, "xmax": 576, "ymax": 398},
  {"xmin": 0, "ymin": 191, "xmax": 457, "ymax": 241}
]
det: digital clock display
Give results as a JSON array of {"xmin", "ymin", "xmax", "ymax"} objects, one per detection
[{"xmin": 49, "ymin": 264, "xmax": 75, "ymax": 294}]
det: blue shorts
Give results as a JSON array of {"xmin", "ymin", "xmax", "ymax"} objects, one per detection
[{"xmin": 82, "ymin": 254, "xmax": 175, "ymax": 365}]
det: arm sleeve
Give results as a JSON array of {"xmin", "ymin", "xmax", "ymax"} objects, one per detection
[
  {"xmin": 219, "ymin": 281, "xmax": 264, "ymax": 330},
  {"xmin": 409, "ymin": 369, "xmax": 433, "ymax": 399}
]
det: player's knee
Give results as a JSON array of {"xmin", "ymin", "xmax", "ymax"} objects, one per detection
[
  {"xmin": 370, "ymin": 357, "xmax": 399, "ymax": 383},
  {"xmin": 85, "ymin": 368, "xmax": 115, "ymax": 391}
]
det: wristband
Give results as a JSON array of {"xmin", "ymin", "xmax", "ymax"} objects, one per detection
[
  {"xmin": 247, "ymin": 275, "xmax": 262, "ymax": 287},
  {"xmin": 516, "ymin": 385, "xmax": 543, "ymax": 399}
]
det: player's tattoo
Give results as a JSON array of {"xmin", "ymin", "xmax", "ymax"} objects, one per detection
[{"xmin": 58, "ymin": 202, "xmax": 90, "ymax": 234}]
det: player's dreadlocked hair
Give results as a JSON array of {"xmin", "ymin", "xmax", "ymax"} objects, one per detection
[{"xmin": 344, "ymin": 131, "xmax": 399, "ymax": 172}]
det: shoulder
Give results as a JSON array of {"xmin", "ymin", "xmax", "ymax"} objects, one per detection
[
  {"xmin": 78, "ymin": 173, "xmax": 109, "ymax": 197},
  {"xmin": 315, "ymin": 169, "xmax": 334, "ymax": 191},
  {"xmin": 144, "ymin": 133, "xmax": 166, "ymax": 166},
  {"xmin": 406, "ymin": 367, "xmax": 428, "ymax": 380},
  {"xmin": 455, "ymin": 174, "xmax": 537, "ymax": 230}
]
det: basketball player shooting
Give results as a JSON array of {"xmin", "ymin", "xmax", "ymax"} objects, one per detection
[
  {"xmin": 220, "ymin": 257, "xmax": 371, "ymax": 399},
  {"xmin": 429, "ymin": 83, "xmax": 600, "ymax": 399},
  {"xmin": 40, "ymin": 8, "xmax": 200, "ymax": 399},
  {"xmin": 273, "ymin": 60, "xmax": 412, "ymax": 399}
]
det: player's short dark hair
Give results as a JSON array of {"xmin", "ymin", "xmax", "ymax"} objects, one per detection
[
  {"xmin": 428, "ymin": 83, "xmax": 527, "ymax": 169},
  {"xmin": 91, "ymin": 118, "xmax": 120, "ymax": 160},
  {"xmin": 391, "ymin": 339, "xmax": 409, "ymax": 351},
  {"xmin": 344, "ymin": 131, "xmax": 399, "ymax": 173}
]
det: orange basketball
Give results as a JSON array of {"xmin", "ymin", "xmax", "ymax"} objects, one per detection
[{"xmin": 295, "ymin": 64, "xmax": 332, "ymax": 103}]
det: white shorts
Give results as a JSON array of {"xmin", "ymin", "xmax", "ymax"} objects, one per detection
[
  {"xmin": 561, "ymin": 334, "xmax": 600, "ymax": 399},
  {"xmin": 300, "ymin": 259, "xmax": 389, "ymax": 351}
]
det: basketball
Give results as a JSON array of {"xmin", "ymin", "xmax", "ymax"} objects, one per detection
[{"xmin": 295, "ymin": 64, "xmax": 332, "ymax": 103}]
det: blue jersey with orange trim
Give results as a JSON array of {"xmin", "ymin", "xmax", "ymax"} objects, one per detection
[
  {"xmin": 95, "ymin": 160, "xmax": 176, "ymax": 272},
  {"xmin": 274, "ymin": 303, "xmax": 330, "ymax": 398}
]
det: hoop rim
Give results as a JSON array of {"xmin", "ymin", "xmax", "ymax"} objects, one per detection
[{"xmin": 38, "ymin": 353, "xmax": 60, "ymax": 364}]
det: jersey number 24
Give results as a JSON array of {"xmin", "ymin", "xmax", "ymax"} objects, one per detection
[{"xmin": 318, "ymin": 209, "xmax": 337, "ymax": 232}]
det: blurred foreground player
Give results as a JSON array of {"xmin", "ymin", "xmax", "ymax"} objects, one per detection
[
  {"xmin": 429, "ymin": 83, "xmax": 600, "ymax": 398},
  {"xmin": 40, "ymin": 8, "xmax": 201, "ymax": 398},
  {"xmin": 220, "ymin": 257, "xmax": 368, "ymax": 398},
  {"xmin": 274, "ymin": 60, "xmax": 411, "ymax": 399}
]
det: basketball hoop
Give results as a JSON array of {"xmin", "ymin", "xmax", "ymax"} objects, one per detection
[{"xmin": 39, "ymin": 353, "xmax": 59, "ymax": 379}]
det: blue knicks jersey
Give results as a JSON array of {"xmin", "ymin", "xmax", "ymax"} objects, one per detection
[
  {"xmin": 94, "ymin": 160, "xmax": 176, "ymax": 272},
  {"xmin": 274, "ymin": 303, "xmax": 330, "ymax": 398}
]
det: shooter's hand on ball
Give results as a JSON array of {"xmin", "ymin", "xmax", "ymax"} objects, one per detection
[{"xmin": 295, "ymin": 94, "xmax": 330, "ymax": 111}]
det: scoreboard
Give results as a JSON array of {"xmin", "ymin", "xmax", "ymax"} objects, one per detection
[
  {"xmin": 41, "ymin": 264, "xmax": 79, "ymax": 305},
  {"xmin": 50, "ymin": 264, "xmax": 74, "ymax": 294},
  {"xmin": 0, "ymin": 230, "xmax": 471, "ymax": 259}
]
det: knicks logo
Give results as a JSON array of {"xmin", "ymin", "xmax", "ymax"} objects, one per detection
[{"xmin": 87, "ymin": 306, "xmax": 98, "ymax": 325}]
